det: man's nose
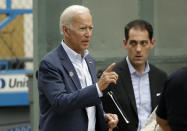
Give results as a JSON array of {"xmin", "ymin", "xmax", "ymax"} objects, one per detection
[
  {"xmin": 85, "ymin": 29, "xmax": 92, "ymax": 37},
  {"xmin": 136, "ymin": 44, "xmax": 142, "ymax": 52}
]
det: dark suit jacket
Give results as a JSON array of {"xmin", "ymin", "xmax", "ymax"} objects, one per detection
[
  {"xmin": 38, "ymin": 44, "xmax": 107, "ymax": 131},
  {"xmin": 102, "ymin": 58, "xmax": 167, "ymax": 131}
]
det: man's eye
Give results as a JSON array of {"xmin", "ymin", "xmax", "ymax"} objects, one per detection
[
  {"xmin": 89, "ymin": 26, "xmax": 93, "ymax": 30},
  {"xmin": 80, "ymin": 27, "xmax": 86, "ymax": 30},
  {"xmin": 129, "ymin": 41, "xmax": 137, "ymax": 46},
  {"xmin": 141, "ymin": 41, "xmax": 148, "ymax": 46}
]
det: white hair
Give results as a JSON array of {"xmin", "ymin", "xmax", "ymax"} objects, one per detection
[{"xmin": 59, "ymin": 5, "xmax": 90, "ymax": 35}]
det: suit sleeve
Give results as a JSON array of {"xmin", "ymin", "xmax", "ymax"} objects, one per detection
[{"xmin": 38, "ymin": 60, "xmax": 101, "ymax": 114}]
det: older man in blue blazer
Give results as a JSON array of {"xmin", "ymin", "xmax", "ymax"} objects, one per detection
[{"xmin": 38, "ymin": 5, "xmax": 118, "ymax": 131}]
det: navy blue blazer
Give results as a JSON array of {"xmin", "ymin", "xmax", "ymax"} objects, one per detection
[{"xmin": 38, "ymin": 44, "xmax": 107, "ymax": 131}]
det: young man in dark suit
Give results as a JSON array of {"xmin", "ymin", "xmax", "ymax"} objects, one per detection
[
  {"xmin": 38, "ymin": 5, "xmax": 118, "ymax": 131},
  {"xmin": 102, "ymin": 20, "xmax": 167, "ymax": 131}
]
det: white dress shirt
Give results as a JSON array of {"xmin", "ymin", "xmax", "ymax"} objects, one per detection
[
  {"xmin": 62, "ymin": 41, "xmax": 101, "ymax": 131},
  {"xmin": 126, "ymin": 57, "xmax": 152, "ymax": 131}
]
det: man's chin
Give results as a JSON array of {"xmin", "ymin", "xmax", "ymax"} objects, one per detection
[
  {"xmin": 82, "ymin": 45, "xmax": 89, "ymax": 50},
  {"xmin": 134, "ymin": 61, "xmax": 145, "ymax": 66}
]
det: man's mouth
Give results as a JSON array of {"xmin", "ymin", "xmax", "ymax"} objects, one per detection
[{"xmin": 135, "ymin": 55, "xmax": 143, "ymax": 59}]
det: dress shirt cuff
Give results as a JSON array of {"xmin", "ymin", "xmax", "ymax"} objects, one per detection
[{"xmin": 96, "ymin": 83, "xmax": 103, "ymax": 97}]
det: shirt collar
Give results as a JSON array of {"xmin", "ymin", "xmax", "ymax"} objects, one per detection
[
  {"xmin": 126, "ymin": 56, "xmax": 150, "ymax": 75},
  {"xmin": 61, "ymin": 40, "xmax": 89, "ymax": 61}
]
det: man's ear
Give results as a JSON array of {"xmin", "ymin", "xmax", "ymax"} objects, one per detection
[
  {"xmin": 151, "ymin": 38, "xmax": 156, "ymax": 49},
  {"xmin": 62, "ymin": 25, "xmax": 70, "ymax": 37},
  {"xmin": 123, "ymin": 39, "xmax": 128, "ymax": 49}
]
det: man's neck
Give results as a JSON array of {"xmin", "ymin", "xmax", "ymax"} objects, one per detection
[{"xmin": 133, "ymin": 64, "xmax": 146, "ymax": 75}]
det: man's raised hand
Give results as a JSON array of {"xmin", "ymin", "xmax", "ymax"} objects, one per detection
[{"xmin": 98, "ymin": 63, "xmax": 118, "ymax": 91}]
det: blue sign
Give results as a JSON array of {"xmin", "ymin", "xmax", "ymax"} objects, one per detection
[
  {"xmin": 0, "ymin": 78, "xmax": 5, "ymax": 88},
  {"xmin": 0, "ymin": 73, "xmax": 30, "ymax": 106}
]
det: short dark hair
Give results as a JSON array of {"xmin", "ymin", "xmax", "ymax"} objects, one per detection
[{"xmin": 124, "ymin": 19, "xmax": 153, "ymax": 41}]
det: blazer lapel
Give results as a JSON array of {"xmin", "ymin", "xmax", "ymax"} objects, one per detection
[
  {"xmin": 57, "ymin": 44, "xmax": 82, "ymax": 90},
  {"xmin": 149, "ymin": 68, "xmax": 158, "ymax": 111},
  {"xmin": 85, "ymin": 56, "xmax": 97, "ymax": 83},
  {"xmin": 120, "ymin": 59, "xmax": 138, "ymax": 114}
]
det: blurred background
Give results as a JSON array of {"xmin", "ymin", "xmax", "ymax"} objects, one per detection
[{"xmin": 0, "ymin": 0, "xmax": 187, "ymax": 131}]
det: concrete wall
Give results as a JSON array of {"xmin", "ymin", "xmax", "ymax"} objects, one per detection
[{"xmin": 0, "ymin": 107, "xmax": 30, "ymax": 131}]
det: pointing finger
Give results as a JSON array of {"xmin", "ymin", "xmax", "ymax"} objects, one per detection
[{"xmin": 105, "ymin": 63, "xmax": 116, "ymax": 72}]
